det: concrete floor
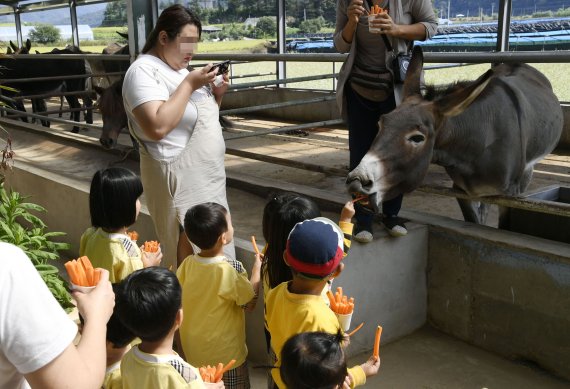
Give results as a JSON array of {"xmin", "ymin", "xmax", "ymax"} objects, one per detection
[{"xmin": 248, "ymin": 326, "xmax": 569, "ymax": 389}]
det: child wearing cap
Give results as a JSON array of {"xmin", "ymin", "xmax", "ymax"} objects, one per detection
[{"xmin": 265, "ymin": 217, "xmax": 379, "ymax": 388}]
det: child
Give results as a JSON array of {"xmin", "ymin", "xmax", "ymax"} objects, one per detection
[
  {"xmin": 280, "ymin": 331, "xmax": 380, "ymax": 389},
  {"xmin": 80, "ymin": 167, "xmax": 162, "ymax": 283},
  {"xmin": 265, "ymin": 217, "xmax": 375, "ymax": 388},
  {"xmin": 103, "ymin": 284, "xmax": 136, "ymax": 389},
  {"xmin": 115, "ymin": 267, "xmax": 221, "ymax": 388},
  {"xmin": 260, "ymin": 192, "xmax": 355, "ymax": 381},
  {"xmin": 177, "ymin": 202, "xmax": 261, "ymax": 389}
]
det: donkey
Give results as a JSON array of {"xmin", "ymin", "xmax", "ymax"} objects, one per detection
[
  {"xmin": 346, "ymin": 46, "xmax": 563, "ymax": 226},
  {"xmin": 1, "ymin": 40, "xmax": 92, "ymax": 133}
]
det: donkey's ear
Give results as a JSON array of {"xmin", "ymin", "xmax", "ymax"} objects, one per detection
[
  {"xmin": 435, "ymin": 68, "xmax": 493, "ymax": 118},
  {"xmin": 402, "ymin": 46, "xmax": 424, "ymax": 99},
  {"xmin": 25, "ymin": 39, "xmax": 31, "ymax": 51},
  {"xmin": 9, "ymin": 40, "xmax": 17, "ymax": 52}
]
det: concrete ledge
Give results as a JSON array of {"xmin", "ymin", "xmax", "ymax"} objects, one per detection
[{"xmin": 418, "ymin": 211, "xmax": 570, "ymax": 381}]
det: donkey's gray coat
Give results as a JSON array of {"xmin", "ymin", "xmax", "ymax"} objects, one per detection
[{"xmin": 346, "ymin": 47, "xmax": 563, "ymax": 224}]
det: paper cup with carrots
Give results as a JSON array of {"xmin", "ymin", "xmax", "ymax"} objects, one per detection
[
  {"xmin": 64, "ymin": 256, "xmax": 101, "ymax": 293},
  {"xmin": 327, "ymin": 287, "xmax": 355, "ymax": 332},
  {"xmin": 368, "ymin": 5, "xmax": 387, "ymax": 34}
]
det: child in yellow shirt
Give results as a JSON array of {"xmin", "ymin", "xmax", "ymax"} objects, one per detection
[
  {"xmin": 265, "ymin": 217, "xmax": 378, "ymax": 388},
  {"xmin": 177, "ymin": 202, "xmax": 261, "ymax": 389},
  {"xmin": 115, "ymin": 267, "xmax": 221, "ymax": 389}
]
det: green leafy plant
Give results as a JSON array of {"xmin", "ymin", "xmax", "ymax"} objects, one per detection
[{"xmin": 0, "ymin": 181, "xmax": 74, "ymax": 311}]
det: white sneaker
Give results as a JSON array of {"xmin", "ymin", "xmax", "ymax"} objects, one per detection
[
  {"xmin": 383, "ymin": 218, "xmax": 408, "ymax": 237},
  {"xmin": 354, "ymin": 230, "xmax": 373, "ymax": 243}
]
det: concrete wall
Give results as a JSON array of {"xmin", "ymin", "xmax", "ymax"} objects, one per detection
[
  {"xmin": 412, "ymin": 211, "xmax": 570, "ymax": 381},
  {"xmin": 5, "ymin": 163, "xmax": 429, "ymax": 365},
  {"xmin": 223, "ymin": 89, "xmax": 570, "ymax": 149}
]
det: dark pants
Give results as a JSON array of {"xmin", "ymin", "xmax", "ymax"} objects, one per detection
[{"xmin": 345, "ymin": 82, "xmax": 403, "ymax": 229}]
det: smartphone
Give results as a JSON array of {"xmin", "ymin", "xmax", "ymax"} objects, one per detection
[{"xmin": 211, "ymin": 60, "xmax": 231, "ymax": 74}]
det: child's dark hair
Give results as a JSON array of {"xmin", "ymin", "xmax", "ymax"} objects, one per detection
[
  {"xmin": 184, "ymin": 202, "xmax": 228, "ymax": 250},
  {"xmin": 89, "ymin": 167, "xmax": 143, "ymax": 230},
  {"xmin": 261, "ymin": 192, "xmax": 321, "ymax": 289},
  {"xmin": 115, "ymin": 267, "xmax": 181, "ymax": 342},
  {"xmin": 280, "ymin": 331, "xmax": 347, "ymax": 389},
  {"xmin": 107, "ymin": 283, "xmax": 135, "ymax": 348}
]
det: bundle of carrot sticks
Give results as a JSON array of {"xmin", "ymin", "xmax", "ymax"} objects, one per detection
[
  {"xmin": 64, "ymin": 256, "xmax": 101, "ymax": 287},
  {"xmin": 143, "ymin": 240, "xmax": 160, "ymax": 253},
  {"xmin": 127, "ymin": 230, "xmax": 139, "ymax": 241},
  {"xmin": 327, "ymin": 287, "xmax": 354, "ymax": 315},
  {"xmin": 199, "ymin": 359, "xmax": 236, "ymax": 383},
  {"xmin": 370, "ymin": 4, "xmax": 387, "ymax": 15}
]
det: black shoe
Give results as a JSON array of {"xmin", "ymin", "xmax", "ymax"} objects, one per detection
[{"xmin": 383, "ymin": 217, "xmax": 408, "ymax": 237}]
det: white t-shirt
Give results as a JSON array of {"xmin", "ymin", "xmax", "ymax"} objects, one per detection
[
  {"xmin": 122, "ymin": 54, "xmax": 211, "ymax": 160},
  {"xmin": 0, "ymin": 243, "xmax": 77, "ymax": 389}
]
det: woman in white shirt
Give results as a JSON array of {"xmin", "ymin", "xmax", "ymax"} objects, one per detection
[{"xmin": 122, "ymin": 4, "xmax": 234, "ymax": 269}]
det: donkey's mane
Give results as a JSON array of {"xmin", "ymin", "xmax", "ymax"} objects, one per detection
[{"xmin": 423, "ymin": 80, "xmax": 474, "ymax": 102}]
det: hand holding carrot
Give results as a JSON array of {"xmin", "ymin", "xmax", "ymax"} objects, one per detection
[
  {"xmin": 199, "ymin": 360, "xmax": 236, "ymax": 383},
  {"xmin": 360, "ymin": 353, "xmax": 381, "ymax": 378},
  {"xmin": 141, "ymin": 242, "xmax": 162, "ymax": 267},
  {"xmin": 340, "ymin": 200, "xmax": 355, "ymax": 223},
  {"xmin": 73, "ymin": 268, "xmax": 115, "ymax": 323}
]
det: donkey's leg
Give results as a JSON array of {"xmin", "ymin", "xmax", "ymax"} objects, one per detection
[
  {"xmin": 498, "ymin": 205, "xmax": 511, "ymax": 230},
  {"xmin": 84, "ymin": 95, "xmax": 93, "ymax": 124}
]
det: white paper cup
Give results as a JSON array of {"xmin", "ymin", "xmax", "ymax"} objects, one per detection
[
  {"xmin": 70, "ymin": 282, "xmax": 96, "ymax": 294},
  {"xmin": 368, "ymin": 14, "xmax": 382, "ymax": 34},
  {"xmin": 336, "ymin": 312, "xmax": 353, "ymax": 332}
]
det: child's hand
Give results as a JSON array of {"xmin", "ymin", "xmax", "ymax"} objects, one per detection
[
  {"xmin": 253, "ymin": 252, "xmax": 263, "ymax": 267},
  {"xmin": 342, "ymin": 373, "xmax": 352, "ymax": 389},
  {"xmin": 205, "ymin": 381, "xmax": 225, "ymax": 388},
  {"xmin": 141, "ymin": 245, "xmax": 163, "ymax": 267},
  {"xmin": 340, "ymin": 200, "xmax": 355, "ymax": 223},
  {"xmin": 360, "ymin": 355, "xmax": 381, "ymax": 378}
]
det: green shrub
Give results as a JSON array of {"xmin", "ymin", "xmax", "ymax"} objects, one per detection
[{"xmin": 0, "ymin": 181, "xmax": 73, "ymax": 311}]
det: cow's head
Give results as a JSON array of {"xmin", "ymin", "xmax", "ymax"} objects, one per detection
[
  {"xmin": 346, "ymin": 46, "xmax": 493, "ymax": 211},
  {"xmin": 94, "ymin": 79, "xmax": 127, "ymax": 149}
]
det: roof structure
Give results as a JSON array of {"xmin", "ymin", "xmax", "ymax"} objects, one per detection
[{"xmin": 0, "ymin": 0, "xmax": 107, "ymax": 15}]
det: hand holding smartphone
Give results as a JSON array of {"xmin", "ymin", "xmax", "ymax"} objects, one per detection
[{"xmin": 211, "ymin": 60, "xmax": 231, "ymax": 75}]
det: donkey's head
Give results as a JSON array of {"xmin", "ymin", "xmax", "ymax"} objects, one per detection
[
  {"xmin": 94, "ymin": 79, "xmax": 127, "ymax": 149},
  {"xmin": 346, "ymin": 46, "xmax": 493, "ymax": 212}
]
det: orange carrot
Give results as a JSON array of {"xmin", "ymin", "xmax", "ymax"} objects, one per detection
[
  {"xmin": 127, "ymin": 230, "xmax": 139, "ymax": 241},
  {"xmin": 347, "ymin": 322, "xmax": 365, "ymax": 337},
  {"xmin": 326, "ymin": 290, "xmax": 337, "ymax": 309},
  {"xmin": 215, "ymin": 359, "xmax": 236, "ymax": 382},
  {"xmin": 74, "ymin": 261, "xmax": 88, "ymax": 286},
  {"xmin": 373, "ymin": 325, "xmax": 383, "ymax": 358},
  {"xmin": 143, "ymin": 240, "xmax": 160, "ymax": 253},
  {"xmin": 352, "ymin": 195, "xmax": 367, "ymax": 203},
  {"xmin": 92, "ymin": 268, "xmax": 101, "ymax": 285},
  {"xmin": 251, "ymin": 235, "xmax": 261, "ymax": 255},
  {"xmin": 64, "ymin": 261, "xmax": 79, "ymax": 285}
]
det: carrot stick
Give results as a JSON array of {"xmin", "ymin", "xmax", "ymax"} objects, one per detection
[
  {"xmin": 215, "ymin": 359, "xmax": 236, "ymax": 381},
  {"xmin": 373, "ymin": 325, "xmax": 383, "ymax": 358},
  {"xmin": 251, "ymin": 235, "xmax": 261, "ymax": 255},
  {"xmin": 64, "ymin": 261, "xmax": 79, "ymax": 285},
  {"xmin": 92, "ymin": 268, "xmax": 101, "ymax": 285},
  {"xmin": 347, "ymin": 322, "xmax": 365, "ymax": 337},
  {"xmin": 326, "ymin": 290, "xmax": 337, "ymax": 309},
  {"xmin": 79, "ymin": 256, "xmax": 94, "ymax": 271},
  {"xmin": 352, "ymin": 195, "xmax": 367, "ymax": 203},
  {"xmin": 75, "ymin": 261, "xmax": 88, "ymax": 286}
]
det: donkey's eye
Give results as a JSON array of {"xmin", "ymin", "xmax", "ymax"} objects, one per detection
[{"xmin": 407, "ymin": 134, "xmax": 425, "ymax": 144}]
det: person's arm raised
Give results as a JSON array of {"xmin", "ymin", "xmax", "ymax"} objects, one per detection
[
  {"xmin": 132, "ymin": 65, "xmax": 217, "ymax": 141},
  {"xmin": 25, "ymin": 269, "xmax": 115, "ymax": 389}
]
